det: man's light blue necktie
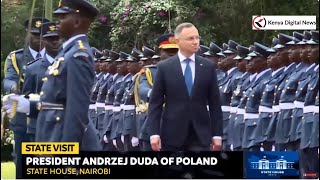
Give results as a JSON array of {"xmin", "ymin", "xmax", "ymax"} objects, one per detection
[{"xmin": 184, "ymin": 58, "xmax": 193, "ymax": 96}]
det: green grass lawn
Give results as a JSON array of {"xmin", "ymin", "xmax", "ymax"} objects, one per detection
[{"xmin": 1, "ymin": 161, "xmax": 15, "ymax": 179}]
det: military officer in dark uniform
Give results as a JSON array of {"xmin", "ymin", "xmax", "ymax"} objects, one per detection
[
  {"xmin": 3, "ymin": 0, "xmax": 101, "ymax": 152},
  {"xmin": 120, "ymin": 48, "xmax": 142, "ymax": 151},
  {"xmin": 2, "ymin": 17, "xmax": 49, "ymax": 179},
  {"xmin": 242, "ymin": 42, "xmax": 272, "ymax": 151},
  {"xmin": 217, "ymin": 40, "xmax": 242, "ymax": 151},
  {"xmin": 23, "ymin": 22, "xmax": 61, "ymax": 142},
  {"xmin": 102, "ymin": 51, "xmax": 129, "ymax": 151},
  {"xmin": 299, "ymin": 31, "xmax": 319, "ymax": 177},
  {"xmin": 203, "ymin": 42, "xmax": 225, "ymax": 84}
]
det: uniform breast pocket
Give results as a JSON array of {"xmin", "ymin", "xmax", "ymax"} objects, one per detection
[{"xmin": 43, "ymin": 110, "xmax": 65, "ymax": 142}]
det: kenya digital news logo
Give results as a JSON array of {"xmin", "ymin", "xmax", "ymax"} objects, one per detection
[{"xmin": 252, "ymin": 16, "xmax": 267, "ymax": 30}]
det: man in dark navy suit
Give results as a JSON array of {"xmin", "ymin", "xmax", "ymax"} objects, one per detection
[{"xmin": 148, "ymin": 23, "xmax": 223, "ymax": 151}]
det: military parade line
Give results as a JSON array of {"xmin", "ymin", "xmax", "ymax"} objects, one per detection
[{"xmin": 1, "ymin": 0, "xmax": 319, "ymax": 178}]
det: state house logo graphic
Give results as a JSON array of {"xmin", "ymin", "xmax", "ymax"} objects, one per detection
[
  {"xmin": 250, "ymin": 156, "xmax": 294, "ymax": 170},
  {"xmin": 252, "ymin": 16, "xmax": 267, "ymax": 30},
  {"xmin": 245, "ymin": 152, "xmax": 300, "ymax": 178}
]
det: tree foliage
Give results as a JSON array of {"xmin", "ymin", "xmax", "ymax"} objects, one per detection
[{"xmin": 1, "ymin": 0, "xmax": 319, "ymax": 84}]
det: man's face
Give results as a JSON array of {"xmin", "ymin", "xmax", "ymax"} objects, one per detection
[
  {"xmin": 160, "ymin": 48, "xmax": 178, "ymax": 60},
  {"xmin": 308, "ymin": 46, "xmax": 319, "ymax": 64},
  {"xmin": 56, "ymin": 13, "xmax": 76, "ymax": 39},
  {"xmin": 29, "ymin": 33, "xmax": 42, "ymax": 51},
  {"xmin": 175, "ymin": 26, "xmax": 200, "ymax": 55},
  {"xmin": 267, "ymin": 54, "xmax": 276, "ymax": 68},
  {"xmin": 300, "ymin": 46, "xmax": 311, "ymax": 63},
  {"xmin": 43, "ymin": 36, "xmax": 60, "ymax": 56},
  {"xmin": 237, "ymin": 59, "xmax": 247, "ymax": 73},
  {"xmin": 117, "ymin": 61, "xmax": 128, "ymax": 75},
  {"xmin": 95, "ymin": 62, "xmax": 100, "ymax": 72},
  {"xmin": 127, "ymin": 61, "xmax": 140, "ymax": 74}
]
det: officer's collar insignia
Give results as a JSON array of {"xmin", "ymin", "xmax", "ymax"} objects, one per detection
[
  {"xmin": 77, "ymin": 40, "xmax": 86, "ymax": 50},
  {"xmin": 49, "ymin": 25, "xmax": 55, "ymax": 31},
  {"xmin": 168, "ymin": 37, "xmax": 177, "ymax": 44}
]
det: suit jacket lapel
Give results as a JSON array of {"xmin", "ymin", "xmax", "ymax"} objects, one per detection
[
  {"xmin": 172, "ymin": 55, "xmax": 189, "ymax": 97},
  {"xmin": 191, "ymin": 56, "xmax": 201, "ymax": 97}
]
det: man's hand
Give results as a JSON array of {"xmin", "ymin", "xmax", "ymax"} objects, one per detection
[
  {"xmin": 150, "ymin": 135, "xmax": 161, "ymax": 151},
  {"xmin": 211, "ymin": 138, "xmax": 222, "ymax": 151},
  {"xmin": 3, "ymin": 94, "xmax": 30, "ymax": 114}
]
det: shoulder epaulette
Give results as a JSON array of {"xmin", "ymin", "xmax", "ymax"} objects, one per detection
[
  {"xmin": 27, "ymin": 59, "xmax": 39, "ymax": 66},
  {"xmin": 145, "ymin": 64, "xmax": 157, "ymax": 68},
  {"xmin": 13, "ymin": 48, "xmax": 24, "ymax": 53}
]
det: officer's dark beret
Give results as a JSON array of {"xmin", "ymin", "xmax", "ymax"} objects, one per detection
[
  {"xmin": 41, "ymin": 22, "xmax": 59, "ymax": 38},
  {"xmin": 156, "ymin": 33, "xmax": 179, "ymax": 49},
  {"xmin": 196, "ymin": 45, "xmax": 209, "ymax": 56},
  {"xmin": 223, "ymin": 40, "xmax": 239, "ymax": 54},
  {"xmin": 127, "ymin": 48, "xmax": 142, "ymax": 62},
  {"xmin": 234, "ymin": 45, "xmax": 250, "ymax": 60},
  {"xmin": 116, "ymin": 51, "xmax": 130, "ymax": 62},
  {"xmin": 306, "ymin": 31, "xmax": 319, "ymax": 45},
  {"xmin": 140, "ymin": 46, "xmax": 155, "ymax": 61},
  {"xmin": 106, "ymin": 50, "xmax": 120, "ymax": 62},
  {"xmin": 24, "ymin": 17, "xmax": 50, "ymax": 34},
  {"xmin": 203, "ymin": 42, "xmax": 222, "ymax": 56},
  {"xmin": 53, "ymin": 0, "xmax": 100, "ymax": 18}
]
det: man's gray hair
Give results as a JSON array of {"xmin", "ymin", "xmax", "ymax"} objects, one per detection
[{"xmin": 174, "ymin": 22, "xmax": 195, "ymax": 38}]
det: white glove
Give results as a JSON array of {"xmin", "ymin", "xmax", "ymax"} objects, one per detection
[
  {"xmin": 113, "ymin": 139, "xmax": 117, "ymax": 148},
  {"xmin": 3, "ymin": 94, "xmax": 30, "ymax": 114},
  {"xmin": 103, "ymin": 135, "xmax": 108, "ymax": 143},
  {"xmin": 131, "ymin": 137, "xmax": 139, "ymax": 147},
  {"xmin": 121, "ymin": 135, "xmax": 124, "ymax": 143}
]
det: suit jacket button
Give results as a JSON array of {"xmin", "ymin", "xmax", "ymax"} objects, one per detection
[{"xmin": 56, "ymin": 117, "xmax": 60, "ymax": 121}]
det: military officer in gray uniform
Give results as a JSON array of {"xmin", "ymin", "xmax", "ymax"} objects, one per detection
[
  {"xmin": 266, "ymin": 35, "xmax": 298, "ymax": 150},
  {"xmin": 88, "ymin": 49, "xmax": 107, "ymax": 126},
  {"xmin": 103, "ymin": 51, "xmax": 129, "ymax": 151},
  {"xmin": 299, "ymin": 31, "xmax": 319, "ymax": 177},
  {"xmin": 254, "ymin": 43, "xmax": 285, "ymax": 151},
  {"xmin": 289, "ymin": 36, "xmax": 317, "ymax": 151},
  {"xmin": 110, "ymin": 50, "xmax": 139, "ymax": 151},
  {"xmin": 120, "ymin": 48, "xmax": 142, "ymax": 151},
  {"xmin": 96, "ymin": 51, "xmax": 119, "ymax": 137},
  {"xmin": 135, "ymin": 46, "xmax": 156, "ymax": 151},
  {"xmin": 276, "ymin": 32, "xmax": 312, "ymax": 151},
  {"xmin": 218, "ymin": 40, "xmax": 242, "ymax": 151},
  {"xmin": 203, "ymin": 42, "xmax": 225, "ymax": 85},
  {"xmin": 2, "ymin": 17, "xmax": 49, "ymax": 179},
  {"xmin": 230, "ymin": 45, "xmax": 251, "ymax": 151},
  {"xmin": 242, "ymin": 42, "xmax": 272, "ymax": 151},
  {"xmin": 3, "ymin": 0, "xmax": 102, "ymax": 152},
  {"xmin": 233, "ymin": 46, "xmax": 257, "ymax": 151},
  {"xmin": 23, "ymin": 22, "xmax": 61, "ymax": 142}
]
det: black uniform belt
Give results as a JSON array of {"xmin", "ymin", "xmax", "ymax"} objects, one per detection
[{"xmin": 38, "ymin": 102, "xmax": 64, "ymax": 110}]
